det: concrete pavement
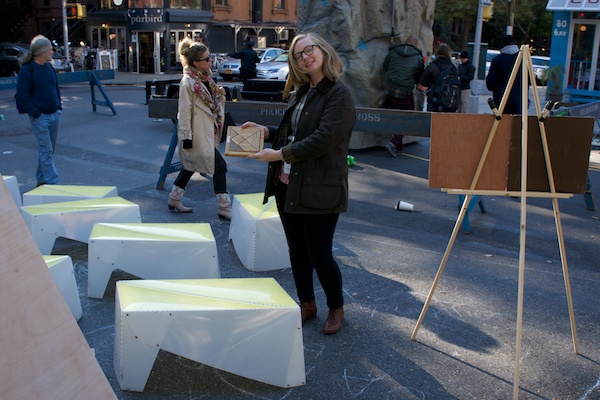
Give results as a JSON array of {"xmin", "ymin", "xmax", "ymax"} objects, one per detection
[{"xmin": 1, "ymin": 76, "xmax": 599, "ymax": 399}]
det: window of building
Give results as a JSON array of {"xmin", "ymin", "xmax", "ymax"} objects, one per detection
[
  {"xmin": 274, "ymin": 0, "xmax": 285, "ymax": 9},
  {"xmin": 215, "ymin": 0, "xmax": 227, "ymax": 6},
  {"xmin": 129, "ymin": 0, "xmax": 164, "ymax": 8},
  {"xmin": 170, "ymin": 0, "xmax": 202, "ymax": 8},
  {"xmin": 99, "ymin": 0, "xmax": 127, "ymax": 10}
]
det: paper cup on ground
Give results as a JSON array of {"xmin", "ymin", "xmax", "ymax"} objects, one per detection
[{"xmin": 395, "ymin": 201, "xmax": 414, "ymax": 212}]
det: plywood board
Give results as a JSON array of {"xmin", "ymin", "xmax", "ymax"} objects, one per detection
[
  {"xmin": 0, "ymin": 179, "xmax": 116, "ymax": 399},
  {"xmin": 429, "ymin": 113, "xmax": 513, "ymax": 190},
  {"xmin": 507, "ymin": 116, "xmax": 594, "ymax": 194}
]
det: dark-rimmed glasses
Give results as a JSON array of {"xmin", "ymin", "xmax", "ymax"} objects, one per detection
[
  {"xmin": 292, "ymin": 44, "xmax": 317, "ymax": 62},
  {"xmin": 198, "ymin": 56, "xmax": 211, "ymax": 62}
]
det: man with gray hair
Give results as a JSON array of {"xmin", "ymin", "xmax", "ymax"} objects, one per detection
[
  {"xmin": 382, "ymin": 35, "xmax": 424, "ymax": 157},
  {"xmin": 16, "ymin": 34, "xmax": 62, "ymax": 186}
]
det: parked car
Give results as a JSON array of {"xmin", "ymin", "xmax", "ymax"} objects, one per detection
[
  {"xmin": 218, "ymin": 47, "xmax": 284, "ymax": 81},
  {"xmin": 0, "ymin": 43, "xmax": 29, "ymax": 77},
  {"xmin": 484, "ymin": 49, "xmax": 500, "ymax": 78},
  {"xmin": 484, "ymin": 50, "xmax": 548, "ymax": 84},
  {"xmin": 531, "ymin": 55, "xmax": 550, "ymax": 85},
  {"xmin": 256, "ymin": 51, "xmax": 289, "ymax": 80},
  {"xmin": 51, "ymin": 54, "xmax": 70, "ymax": 72}
]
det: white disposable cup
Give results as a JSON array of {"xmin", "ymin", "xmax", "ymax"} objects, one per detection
[{"xmin": 396, "ymin": 201, "xmax": 414, "ymax": 212}]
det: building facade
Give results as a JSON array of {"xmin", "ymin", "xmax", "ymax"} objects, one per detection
[
  {"xmin": 20, "ymin": 0, "xmax": 297, "ymax": 74},
  {"xmin": 547, "ymin": 0, "xmax": 600, "ymax": 101}
]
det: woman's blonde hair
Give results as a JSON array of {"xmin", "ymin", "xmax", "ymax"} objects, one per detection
[
  {"xmin": 287, "ymin": 32, "xmax": 344, "ymax": 87},
  {"xmin": 21, "ymin": 34, "xmax": 52, "ymax": 65},
  {"xmin": 179, "ymin": 37, "xmax": 208, "ymax": 67}
]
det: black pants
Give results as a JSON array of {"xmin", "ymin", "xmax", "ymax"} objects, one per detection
[
  {"xmin": 240, "ymin": 66, "xmax": 257, "ymax": 81},
  {"xmin": 173, "ymin": 148, "xmax": 227, "ymax": 194},
  {"xmin": 274, "ymin": 183, "xmax": 343, "ymax": 309}
]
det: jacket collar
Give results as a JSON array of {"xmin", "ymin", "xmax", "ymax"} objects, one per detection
[{"xmin": 310, "ymin": 77, "xmax": 335, "ymax": 94}]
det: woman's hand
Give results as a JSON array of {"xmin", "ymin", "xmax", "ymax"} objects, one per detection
[
  {"xmin": 240, "ymin": 121, "xmax": 269, "ymax": 140},
  {"xmin": 247, "ymin": 148, "xmax": 281, "ymax": 162}
]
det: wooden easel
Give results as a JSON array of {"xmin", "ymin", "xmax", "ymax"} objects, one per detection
[{"xmin": 411, "ymin": 45, "xmax": 580, "ymax": 399}]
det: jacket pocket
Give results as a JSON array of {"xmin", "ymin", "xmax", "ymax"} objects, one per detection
[{"xmin": 300, "ymin": 169, "xmax": 343, "ymax": 209}]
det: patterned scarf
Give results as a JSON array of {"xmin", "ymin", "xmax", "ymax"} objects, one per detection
[{"xmin": 185, "ymin": 65, "xmax": 223, "ymax": 138}]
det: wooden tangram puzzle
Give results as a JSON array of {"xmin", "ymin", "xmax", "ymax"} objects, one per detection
[{"xmin": 224, "ymin": 126, "xmax": 264, "ymax": 156}]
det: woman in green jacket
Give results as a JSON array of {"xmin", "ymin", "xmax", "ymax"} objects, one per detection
[{"xmin": 242, "ymin": 32, "xmax": 356, "ymax": 335}]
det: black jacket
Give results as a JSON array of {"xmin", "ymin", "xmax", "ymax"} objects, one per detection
[
  {"xmin": 458, "ymin": 60, "xmax": 476, "ymax": 90},
  {"xmin": 228, "ymin": 48, "xmax": 260, "ymax": 70},
  {"xmin": 264, "ymin": 78, "xmax": 356, "ymax": 214},
  {"xmin": 486, "ymin": 45, "xmax": 523, "ymax": 114}
]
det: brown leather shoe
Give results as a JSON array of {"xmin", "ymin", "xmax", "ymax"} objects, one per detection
[
  {"xmin": 300, "ymin": 301, "xmax": 317, "ymax": 325},
  {"xmin": 323, "ymin": 307, "xmax": 344, "ymax": 334}
]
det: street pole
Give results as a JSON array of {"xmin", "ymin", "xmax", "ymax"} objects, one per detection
[
  {"xmin": 471, "ymin": 0, "xmax": 486, "ymax": 109},
  {"xmin": 61, "ymin": 0, "xmax": 73, "ymax": 71},
  {"xmin": 507, "ymin": 0, "xmax": 515, "ymax": 35}
]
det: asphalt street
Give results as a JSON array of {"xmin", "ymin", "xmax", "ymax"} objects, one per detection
[{"xmin": 1, "ymin": 73, "xmax": 599, "ymax": 399}]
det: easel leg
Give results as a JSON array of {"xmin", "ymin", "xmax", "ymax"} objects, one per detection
[
  {"xmin": 551, "ymin": 197, "xmax": 579, "ymax": 353},
  {"xmin": 584, "ymin": 174, "xmax": 596, "ymax": 210}
]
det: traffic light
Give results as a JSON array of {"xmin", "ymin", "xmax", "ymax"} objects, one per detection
[
  {"xmin": 483, "ymin": 2, "xmax": 494, "ymax": 22},
  {"xmin": 66, "ymin": 3, "xmax": 86, "ymax": 19}
]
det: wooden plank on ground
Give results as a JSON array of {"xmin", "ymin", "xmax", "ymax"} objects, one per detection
[{"xmin": 0, "ymin": 179, "xmax": 116, "ymax": 400}]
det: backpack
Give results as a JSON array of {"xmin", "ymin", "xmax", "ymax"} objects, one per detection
[
  {"xmin": 15, "ymin": 62, "xmax": 34, "ymax": 114},
  {"xmin": 430, "ymin": 62, "xmax": 461, "ymax": 112}
]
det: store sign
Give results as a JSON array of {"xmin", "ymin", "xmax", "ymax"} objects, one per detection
[
  {"xmin": 127, "ymin": 9, "xmax": 164, "ymax": 29},
  {"xmin": 553, "ymin": 18, "xmax": 570, "ymax": 37},
  {"xmin": 547, "ymin": 0, "xmax": 600, "ymax": 10}
]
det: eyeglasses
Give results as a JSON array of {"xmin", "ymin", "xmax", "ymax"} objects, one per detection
[
  {"xmin": 292, "ymin": 44, "xmax": 317, "ymax": 62},
  {"xmin": 198, "ymin": 56, "xmax": 211, "ymax": 62}
]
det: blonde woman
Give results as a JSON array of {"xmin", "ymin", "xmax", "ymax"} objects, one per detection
[
  {"xmin": 167, "ymin": 38, "xmax": 230, "ymax": 219},
  {"xmin": 242, "ymin": 32, "xmax": 356, "ymax": 334}
]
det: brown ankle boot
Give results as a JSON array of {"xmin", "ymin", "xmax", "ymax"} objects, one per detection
[
  {"xmin": 323, "ymin": 307, "xmax": 344, "ymax": 334},
  {"xmin": 300, "ymin": 301, "xmax": 317, "ymax": 325}
]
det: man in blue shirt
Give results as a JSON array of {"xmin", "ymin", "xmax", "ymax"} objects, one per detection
[{"xmin": 16, "ymin": 34, "xmax": 62, "ymax": 186}]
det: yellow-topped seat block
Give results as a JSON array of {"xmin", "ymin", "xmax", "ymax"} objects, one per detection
[
  {"xmin": 2, "ymin": 175, "xmax": 22, "ymax": 207},
  {"xmin": 88, "ymin": 223, "xmax": 219, "ymax": 298},
  {"xmin": 20, "ymin": 196, "xmax": 141, "ymax": 254},
  {"xmin": 232, "ymin": 192, "xmax": 281, "ymax": 219},
  {"xmin": 91, "ymin": 222, "xmax": 214, "ymax": 241},
  {"xmin": 23, "ymin": 184, "xmax": 118, "ymax": 206},
  {"xmin": 228, "ymin": 193, "xmax": 291, "ymax": 271},
  {"xmin": 114, "ymin": 278, "xmax": 305, "ymax": 392},
  {"xmin": 43, "ymin": 255, "xmax": 83, "ymax": 320}
]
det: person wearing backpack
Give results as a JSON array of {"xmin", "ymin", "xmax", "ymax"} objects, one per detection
[
  {"xmin": 15, "ymin": 35, "xmax": 62, "ymax": 186},
  {"xmin": 419, "ymin": 44, "xmax": 460, "ymax": 112},
  {"xmin": 381, "ymin": 35, "xmax": 424, "ymax": 157}
]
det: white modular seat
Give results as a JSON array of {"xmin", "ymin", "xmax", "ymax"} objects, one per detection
[
  {"xmin": 114, "ymin": 278, "xmax": 305, "ymax": 392},
  {"xmin": 43, "ymin": 255, "xmax": 83, "ymax": 320},
  {"xmin": 228, "ymin": 193, "xmax": 291, "ymax": 271},
  {"xmin": 88, "ymin": 223, "xmax": 220, "ymax": 298},
  {"xmin": 2, "ymin": 175, "xmax": 22, "ymax": 207},
  {"xmin": 22, "ymin": 184, "xmax": 118, "ymax": 206},
  {"xmin": 20, "ymin": 197, "xmax": 141, "ymax": 255}
]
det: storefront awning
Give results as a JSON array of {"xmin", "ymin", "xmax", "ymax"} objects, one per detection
[{"xmin": 547, "ymin": 0, "xmax": 600, "ymax": 11}]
